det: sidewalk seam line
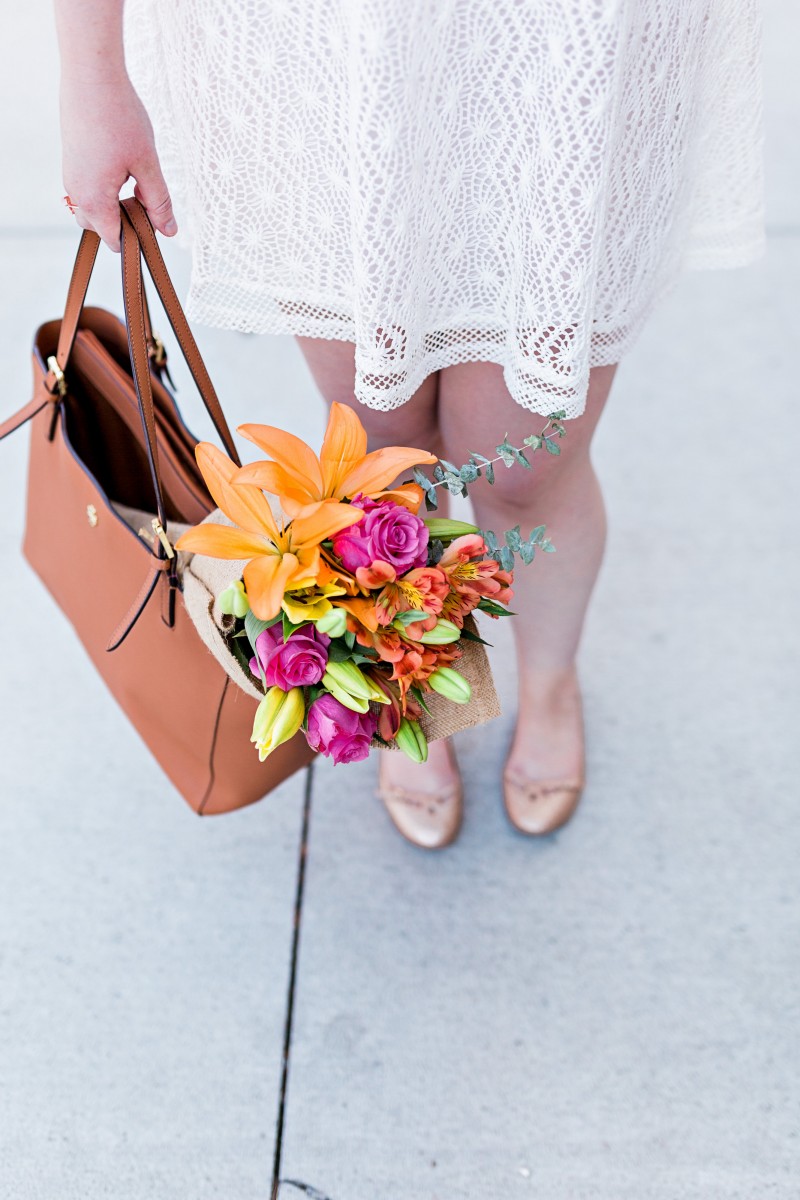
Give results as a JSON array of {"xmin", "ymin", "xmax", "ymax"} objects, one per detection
[{"xmin": 271, "ymin": 761, "xmax": 315, "ymax": 1200}]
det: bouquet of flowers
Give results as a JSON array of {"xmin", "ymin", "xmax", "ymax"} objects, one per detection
[{"xmin": 175, "ymin": 402, "xmax": 565, "ymax": 766}]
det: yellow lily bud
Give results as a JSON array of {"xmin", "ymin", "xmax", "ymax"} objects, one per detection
[
  {"xmin": 314, "ymin": 606, "xmax": 349, "ymax": 637},
  {"xmin": 417, "ymin": 619, "xmax": 461, "ymax": 645},
  {"xmin": 251, "ymin": 686, "xmax": 305, "ymax": 761},
  {"xmin": 395, "ymin": 718, "xmax": 429, "ymax": 763},
  {"xmin": 427, "ymin": 667, "xmax": 472, "ymax": 704},
  {"xmin": 218, "ymin": 579, "xmax": 250, "ymax": 618}
]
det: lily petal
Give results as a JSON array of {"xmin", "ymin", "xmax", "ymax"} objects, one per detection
[
  {"xmin": 372, "ymin": 482, "xmax": 426, "ymax": 513},
  {"xmin": 233, "ymin": 460, "xmax": 317, "ymax": 508},
  {"xmin": 238, "ymin": 424, "xmax": 324, "ymax": 494},
  {"xmin": 291, "ymin": 499, "xmax": 365, "ymax": 547},
  {"xmin": 175, "ymin": 523, "xmax": 274, "ymax": 560},
  {"xmin": 195, "ymin": 443, "xmax": 280, "ymax": 541},
  {"xmin": 338, "ymin": 446, "xmax": 438, "ymax": 499},
  {"xmin": 319, "ymin": 402, "xmax": 368, "ymax": 495},
  {"xmin": 243, "ymin": 552, "xmax": 306, "ymax": 620}
]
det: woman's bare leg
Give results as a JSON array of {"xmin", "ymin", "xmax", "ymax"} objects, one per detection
[
  {"xmin": 295, "ymin": 336, "xmax": 459, "ymax": 793},
  {"xmin": 437, "ymin": 362, "xmax": 617, "ymax": 785}
]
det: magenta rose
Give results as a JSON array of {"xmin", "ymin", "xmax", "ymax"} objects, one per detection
[
  {"xmin": 250, "ymin": 622, "xmax": 330, "ymax": 690},
  {"xmin": 331, "ymin": 495, "xmax": 428, "ymax": 574},
  {"xmin": 306, "ymin": 692, "xmax": 378, "ymax": 765}
]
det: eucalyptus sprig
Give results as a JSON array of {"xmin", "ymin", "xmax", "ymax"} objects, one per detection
[{"xmin": 412, "ymin": 410, "xmax": 567, "ymax": 570}]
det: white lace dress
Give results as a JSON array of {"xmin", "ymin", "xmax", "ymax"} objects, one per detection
[{"xmin": 123, "ymin": 0, "xmax": 765, "ymax": 418}]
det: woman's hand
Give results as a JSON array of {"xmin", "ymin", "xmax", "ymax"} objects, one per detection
[{"xmin": 60, "ymin": 71, "xmax": 177, "ymax": 253}]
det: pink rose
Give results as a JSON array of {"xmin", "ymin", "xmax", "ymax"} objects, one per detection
[
  {"xmin": 306, "ymin": 692, "xmax": 378, "ymax": 764},
  {"xmin": 250, "ymin": 623, "xmax": 330, "ymax": 690},
  {"xmin": 331, "ymin": 495, "xmax": 428, "ymax": 575}
]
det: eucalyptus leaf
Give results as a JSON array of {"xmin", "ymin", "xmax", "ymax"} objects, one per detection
[
  {"xmin": 504, "ymin": 524, "xmax": 522, "ymax": 552},
  {"xmin": 459, "ymin": 462, "xmax": 479, "ymax": 483},
  {"xmin": 432, "ymin": 463, "xmax": 446, "ymax": 482},
  {"xmin": 496, "ymin": 439, "xmax": 516, "ymax": 467},
  {"xmin": 413, "ymin": 467, "xmax": 433, "ymax": 490},
  {"xmin": 519, "ymin": 541, "xmax": 535, "ymax": 565},
  {"xmin": 498, "ymin": 544, "xmax": 515, "ymax": 572},
  {"xmin": 439, "ymin": 458, "xmax": 460, "ymax": 475},
  {"xmin": 427, "ymin": 538, "xmax": 445, "ymax": 565},
  {"xmin": 544, "ymin": 437, "xmax": 561, "ymax": 456},
  {"xmin": 511, "ymin": 447, "xmax": 532, "ymax": 470},
  {"xmin": 523, "ymin": 434, "xmax": 542, "ymax": 450},
  {"xmin": 541, "ymin": 539, "xmax": 556, "ymax": 553}
]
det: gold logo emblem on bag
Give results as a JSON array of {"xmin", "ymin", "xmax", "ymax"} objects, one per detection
[{"xmin": 86, "ymin": 504, "xmax": 98, "ymax": 527}]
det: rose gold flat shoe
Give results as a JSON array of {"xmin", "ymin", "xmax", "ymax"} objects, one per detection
[
  {"xmin": 376, "ymin": 742, "xmax": 463, "ymax": 850},
  {"xmin": 502, "ymin": 770, "xmax": 584, "ymax": 836}
]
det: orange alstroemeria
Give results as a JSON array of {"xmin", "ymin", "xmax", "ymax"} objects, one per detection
[
  {"xmin": 233, "ymin": 401, "xmax": 436, "ymax": 518},
  {"xmin": 375, "ymin": 566, "xmax": 450, "ymax": 627},
  {"xmin": 174, "ymin": 443, "xmax": 364, "ymax": 620}
]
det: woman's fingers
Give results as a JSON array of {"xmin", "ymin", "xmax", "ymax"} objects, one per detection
[
  {"xmin": 133, "ymin": 162, "xmax": 178, "ymax": 237},
  {"xmin": 75, "ymin": 195, "xmax": 123, "ymax": 252}
]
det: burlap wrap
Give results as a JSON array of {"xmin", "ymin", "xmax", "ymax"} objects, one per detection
[{"xmin": 176, "ymin": 508, "xmax": 502, "ymax": 743}]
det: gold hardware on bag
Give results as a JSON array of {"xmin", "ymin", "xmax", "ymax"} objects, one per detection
[
  {"xmin": 149, "ymin": 333, "xmax": 167, "ymax": 366},
  {"xmin": 151, "ymin": 518, "xmax": 175, "ymax": 559},
  {"xmin": 46, "ymin": 356, "xmax": 67, "ymax": 398},
  {"xmin": 86, "ymin": 504, "xmax": 98, "ymax": 527}
]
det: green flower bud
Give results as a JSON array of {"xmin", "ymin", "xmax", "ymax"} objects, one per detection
[
  {"xmin": 323, "ymin": 661, "xmax": 389, "ymax": 704},
  {"xmin": 395, "ymin": 717, "xmax": 429, "ymax": 763},
  {"xmin": 314, "ymin": 606, "xmax": 348, "ymax": 637},
  {"xmin": 417, "ymin": 619, "xmax": 461, "ymax": 645},
  {"xmin": 218, "ymin": 579, "xmax": 250, "ymax": 618},
  {"xmin": 427, "ymin": 667, "xmax": 472, "ymax": 704},
  {"xmin": 423, "ymin": 518, "xmax": 481, "ymax": 539}
]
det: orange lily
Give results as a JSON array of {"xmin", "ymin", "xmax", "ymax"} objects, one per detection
[
  {"xmin": 234, "ymin": 401, "xmax": 437, "ymax": 517},
  {"xmin": 174, "ymin": 443, "xmax": 364, "ymax": 620}
]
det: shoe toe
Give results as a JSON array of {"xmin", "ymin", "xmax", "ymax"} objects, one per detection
[
  {"xmin": 378, "ymin": 784, "xmax": 463, "ymax": 849},
  {"xmin": 503, "ymin": 775, "xmax": 583, "ymax": 836}
]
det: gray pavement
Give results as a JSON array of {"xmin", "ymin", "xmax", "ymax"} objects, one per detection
[{"xmin": 1, "ymin": 4, "xmax": 799, "ymax": 1199}]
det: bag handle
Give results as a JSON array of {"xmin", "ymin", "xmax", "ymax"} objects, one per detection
[{"xmin": 41, "ymin": 198, "xmax": 241, "ymax": 468}]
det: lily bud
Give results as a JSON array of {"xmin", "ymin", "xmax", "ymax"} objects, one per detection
[
  {"xmin": 395, "ymin": 717, "xmax": 429, "ymax": 763},
  {"xmin": 321, "ymin": 674, "xmax": 370, "ymax": 713},
  {"xmin": 323, "ymin": 661, "xmax": 390, "ymax": 705},
  {"xmin": 422, "ymin": 517, "xmax": 481, "ymax": 539},
  {"xmin": 427, "ymin": 667, "xmax": 472, "ymax": 704},
  {"xmin": 251, "ymin": 686, "xmax": 305, "ymax": 761},
  {"xmin": 314, "ymin": 606, "xmax": 348, "ymax": 638},
  {"xmin": 218, "ymin": 579, "xmax": 250, "ymax": 618},
  {"xmin": 417, "ymin": 619, "xmax": 461, "ymax": 645}
]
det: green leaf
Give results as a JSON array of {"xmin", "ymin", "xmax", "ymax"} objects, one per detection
[
  {"xmin": 510, "ymin": 447, "xmax": 532, "ymax": 470},
  {"xmin": 477, "ymin": 597, "xmax": 516, "ymax": 617},
  {"xmin": 459, "ymin": 627, "xmax": 492, "ymax": 646},
  {"xmin": 498, "ymin": 544, "xmax": 515, "ymax": 572},
  {"xmin": 244, "ymin": 609, "xmax": 277, "ymax": 652},
  {"xmin": 229, "ymin": 633, "xmax": 256, "ymax": 678},
  {"xmin": 445, "ymin": 472, "xmax": 467, "ymax": 496},
  {"xmin": 327, "ymin": 639, "xmax": 356, "ymax": 662},
  {"xmin": 495, "ymin": 439, "xmax": 516, "ymax": 468},
  {"xmin": 519, "ymin": 541, "xmax": 535, "ymax": 565},
  {"xmin": 409, "ymin": 685, "xmax": 433, "ymax": 716},
  {"xmin": 427, "ymin": 537, "xmax": 444, "ymax": 565},
  {"xmin": 484, "ymin": 461, "xmax": 495, "ymax": 484},
  {"xmin": 394, "ymin": 609, "xmax": 425, "ymax": 626},
  {"xmin": 344, "ymin": 629, "xmax": 356, "ymax": 649},
  {"xmin": 432, "ymin": 463, "xmax": 446, "ymax": 482},
  {"xmin": 547, "ymin": 408, "xmax": 567, "ymax": 421},
  {"xmin": 504, "ymin": 524, "xmax": 522, "ymax": 552},
  {"xmin": 459, "ymin": 462, "xmax": 479, "ymax": 483},
  {"xmin": 541, "ymin": 539, "xmax": 556, "ymax": 553},
  {"xmin": 423, "ymin": 485, "xmax": 439, "ymax": 511},
  {"xmin": 413, "ymin": 467, "xmax": 433, "ymax": 490},
  {"xmin": 482, "ymin": 528, "xmax": 499, "ymax": 554},
  {"xmin": 544, "ymin": 437, "xmax": 561, "ymax": 456},
  {"xmin": 528, "ymin": 524, "xmax": 547, "ymax": 544},
  {"xmin": 523, "ymin": 434, "xmax": 542, "ymax": 450},
  {"xmin": 439, "ymin": 458, "xmax": 460, "ymax": 475},
  {"xmin": 282, "ymin": 612, "xmax": 303, "ymax": 640}
]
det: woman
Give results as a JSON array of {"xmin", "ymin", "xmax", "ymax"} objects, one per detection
[{"xmin": 55, "ymin": 0, "xmax": 764, "ymax": 848}]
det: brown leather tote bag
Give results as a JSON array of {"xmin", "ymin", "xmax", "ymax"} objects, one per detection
[{"xmin": 0, "ymin": 197, "xmax": 313, "ymax": 814}]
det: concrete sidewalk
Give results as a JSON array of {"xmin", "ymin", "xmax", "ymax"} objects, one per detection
[{"xmin": 1, "ymin": 4, "xmax": 798, "ymax": 1198}]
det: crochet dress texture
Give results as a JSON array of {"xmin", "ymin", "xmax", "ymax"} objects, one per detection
[{"xmin": 123, "ymin": 0, "xmax": 765, "ymax": 417}]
